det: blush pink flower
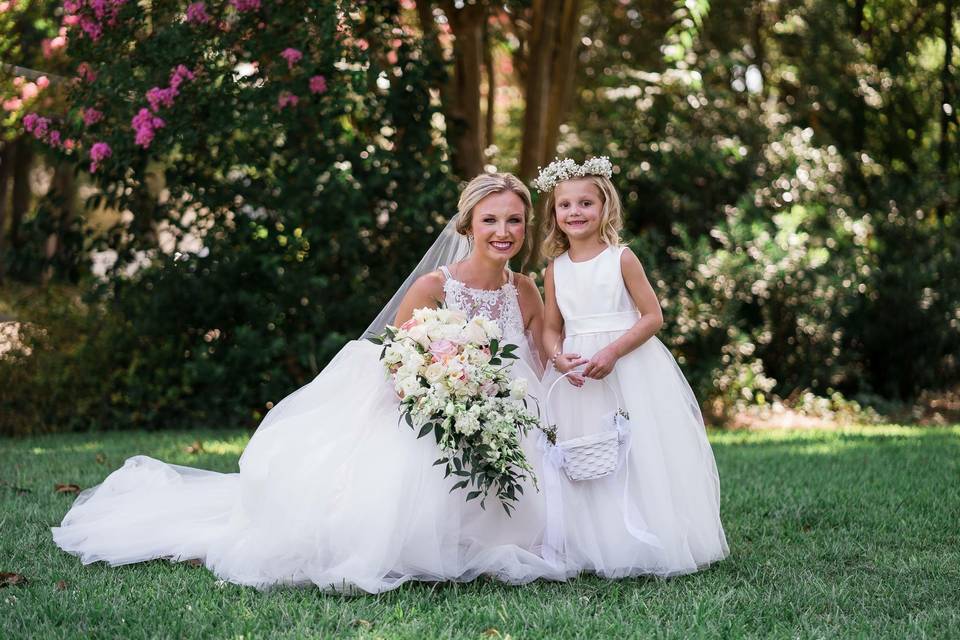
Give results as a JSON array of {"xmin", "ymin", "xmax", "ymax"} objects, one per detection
[
  {"xmin": 429, "ymin": 339, "xmax": 459, "ymax": 361},
  {"xmin": 185, "ymin": 2, "xmax": 210, "ymax": 23},
  {"xmin": 36, "ymin": 76, "xmax": 50, "ymax": 90},
  {"xmin": 280, "ymin": 48, "xmax": 302, "ymax": 70},
  {"xmin": 309, "ymin": 75, "xmax": 327, "ymax": 94},
  {"xmin": 277, "ymin": 92, "xmax": 299, "ymax": 109},
  {"xmin": 2, "ymin": 97, "xmax": 22, "ymax": 111},
  {"xmin": 20, "ymin": 82, "xmax": 38, "ymax": 100},
  {"xmin": 89, "ymin": 141, "xmax": 111, "ymax": 172},
  {"xmin": 82, "ymin": 107, "xmax": 103, "ymax": 126},
  {"xmin": 63, "ymin": 14, "xmax": 80, "ymax": 26}
]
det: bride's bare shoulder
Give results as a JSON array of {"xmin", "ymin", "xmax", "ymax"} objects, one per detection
[{"xmin": 410, "ymin": 270, "xmax": 446, "ymax": 296}]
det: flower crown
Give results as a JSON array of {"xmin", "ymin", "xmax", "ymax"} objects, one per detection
[{"xmin": 531, "ymin": 156, "xmax": 614, "ymax": 193}]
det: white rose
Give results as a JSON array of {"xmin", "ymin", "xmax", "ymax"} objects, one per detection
[
  {"xmin": 477, "ymin": 316, "xmax": 501, "ymax": 340},
  {"xmin": 407, "ymin": 324, "xmax": 431, "ymax": 348},
  {"xmin": 424, "ymin": 361, "xmax": 447, "ymax": 384},
  {"xmin": 509, "ymin": 378, "xmax": 528, "ymax": 399},
  {"xmin": 383, "ymin": 346, "xmax": 403, "ymax": 365},
  {"xmin": 463, "ymin": 318, "xmax": 489, "ymax": 345}
]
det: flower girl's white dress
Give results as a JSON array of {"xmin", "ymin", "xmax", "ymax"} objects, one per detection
[
  {"xmin": 52, "ymin": 268, "xmax": 559, "ymax": 593},
  {"xmin": 542, "ymin": 246, "xmax": 729, "ymax": 577}
]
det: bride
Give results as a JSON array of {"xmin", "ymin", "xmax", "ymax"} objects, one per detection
[{"xmin": 52, "ymin": 173, "xmax": 561, "ymax": 593}]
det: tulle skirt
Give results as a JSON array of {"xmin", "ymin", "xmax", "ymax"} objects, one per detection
[
  {"xmin": 52, "ymin": 340, "xmax": 561, "ymax": 593},
  {"xmin": 541, "ymin": 334, "xmax": 729, "ymax": 578}
]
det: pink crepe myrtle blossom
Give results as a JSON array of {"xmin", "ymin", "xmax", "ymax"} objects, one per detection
[
  {"xmin": 80, "ymin": 16, "xmax": 102, "ymax": 40},
  {"xmin": 185, "ymin": 2, "xmax": 210, "ymax": 24},
  {"xmin": 83, "ymin": 108, "xmax": 103, "ymax": 126},
  {"xmin": 131, "ymin": 108, "xmax": 165, "ymax": 148},
  {"xmin": 48, "ymin": 130, "xmax": 62, "ymax": 147},
  {"xmin": 277, "ymin": 92, "xmax": 299, "ymax": 109},
  {"xmin": 280, "ymin": 48, "xmax": 302, "ymax": 70},
  {"xmin": 146, "ymin": 86, "xmax": 176, "ymax": 111},
  {"xmin": 309, "ymin": 75, "xmax": 327, "ymax": 95},
  {"xmin": 89, "ymin": 141, "xmax": 111, "ymax": 172},
  {"xmin": 229, "ymin": 0, "xmax": 260, "ymax": 11}
]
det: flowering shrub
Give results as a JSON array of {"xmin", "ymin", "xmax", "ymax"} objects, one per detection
[{"xmin": 2, "ymin": 2, "xmax": 461, "ymax": 433}]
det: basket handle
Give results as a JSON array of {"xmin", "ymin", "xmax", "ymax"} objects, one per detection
[{"xmin": 542, "ymin": 368, "xmax": 624, "ymax": 428}]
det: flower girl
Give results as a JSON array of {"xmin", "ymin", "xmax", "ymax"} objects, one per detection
[{"xmin": 536, "ymin": 157, "xmax": 729, "ymax": 577}]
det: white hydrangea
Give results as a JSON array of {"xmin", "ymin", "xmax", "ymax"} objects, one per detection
[{"xmin": 531, "ymin": 156, "xmax": 614, "ymax": 193}]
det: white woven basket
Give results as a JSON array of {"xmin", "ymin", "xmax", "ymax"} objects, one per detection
[{"xmin": 543, "ymin": 371, "xmax": 630, "ymax": 482}]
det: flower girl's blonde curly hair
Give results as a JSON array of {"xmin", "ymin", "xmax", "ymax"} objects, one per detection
[{"xmin": 541, "ymin": 175, "xmax": 624, "ymax": 259}]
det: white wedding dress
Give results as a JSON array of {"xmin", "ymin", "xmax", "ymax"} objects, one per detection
[
  {"xmin": 52, "ymin": 268, "xmax": 560, "ymax": 593},
  {"xmin": 541, "ymin": 245, "xmax": 729, "ymax": 577}
]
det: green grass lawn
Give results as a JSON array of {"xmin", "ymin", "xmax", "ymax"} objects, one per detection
[{"xmin": 2, "ymin": 425, "xmax": 958, "ymax": 639}]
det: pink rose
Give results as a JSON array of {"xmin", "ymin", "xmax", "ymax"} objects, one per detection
[{"xmin": 428, "ymin": 339, "xmax": 458, "ymax": 361}]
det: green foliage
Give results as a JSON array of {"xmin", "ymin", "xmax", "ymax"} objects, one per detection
[
  {"xmin": 3, "ymin": 2, "xmax": 460, "ymax": 434},
  {"xmin": 566, "ymin": 0, "xmax": 960, "ymax": 414}
]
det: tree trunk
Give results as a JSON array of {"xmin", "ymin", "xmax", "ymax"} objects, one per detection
[
  {"xmin": 0, "ymin": 141, "xmax": 11, "ymax": 283},
  {"xmin": 10, "ymin": 137, "xmax": 33, "ymax": 251},
  {"xmin": 42, "ymin": 161, "xmax": 77, "ymax": 284},
  {"xmin": 518, "ymin": 0, "xmax": 583, "ymax": 271},
  {"xmin": 483, "ymin": 17, "xmax": 496, "ymax": 150},
  {"xmin": 421, "ymin": 1, "xmax": 486, "ymax": 180},
  {"xmin": 938, "ymin": 0, "xmax": 955, "ymax": 220}
]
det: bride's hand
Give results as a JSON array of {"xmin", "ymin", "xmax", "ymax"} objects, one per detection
[{"xmin": 554, "ymin": 353, "xmax": 587, "ymax": 387}]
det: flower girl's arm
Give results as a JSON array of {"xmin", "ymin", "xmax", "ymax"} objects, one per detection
[
  {"xmin": 582, "ymin": 248, "xmax": 664, "ymax": 379},
  {"xmin": 393, "ymin": 271, "xmax": 446, "ymax": 326},
  {"xmin": 543, "ymin": 262, "xmax": 587, "ymax": 384}
]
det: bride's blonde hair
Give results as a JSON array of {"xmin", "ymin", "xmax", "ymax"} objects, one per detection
[
  {"xmin": 455, "ymin": 173, "xmax": 533, "ymax": 235},
  {"xmin": 541, "ymin": 175, "xmax": 623, "ymax": 259}
]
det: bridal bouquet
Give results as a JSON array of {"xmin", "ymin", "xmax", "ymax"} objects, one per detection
[{"xmin": 371, "ymin": 307, "xmax": 541, "ymax": 515}]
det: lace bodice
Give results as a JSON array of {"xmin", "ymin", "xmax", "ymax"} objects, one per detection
[{"xmin": 440, "ymin": 266, "xmax": 525, "ymax": 340}]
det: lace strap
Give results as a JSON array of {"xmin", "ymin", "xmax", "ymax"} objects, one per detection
[
  {"xmin": 506, "ymin": 269, "xmax": 515, "ymax": 285},
  {"xmin": 439, "ymin": 265, "xmax": 453, "ymax": 280}
]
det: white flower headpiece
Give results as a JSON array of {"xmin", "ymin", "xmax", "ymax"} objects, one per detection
[{"xmin": 531, "ymin": 156, "xmax": 614, "ymax": 193}]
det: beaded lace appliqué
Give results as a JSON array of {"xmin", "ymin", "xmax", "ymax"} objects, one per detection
[{"xmin": 443, "ymin": 277, "xmax": 525, "ymax": 340}]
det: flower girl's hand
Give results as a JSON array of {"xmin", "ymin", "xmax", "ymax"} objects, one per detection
[
  {"xmin": 583, "ymin": 347, "xmax": 618, "ymax": 379},
  {"xmin": 554, "ymin": 353, "xmax": 587, "ymax": 387}
]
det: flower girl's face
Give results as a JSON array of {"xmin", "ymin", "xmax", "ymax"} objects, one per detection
[
  {"xmin": 469, "ymin": 191, "xmax": 526, "ymax": 261},
  {"xmin": 554, "ymin": 179, "xmax": 603, "ymax": 242}
]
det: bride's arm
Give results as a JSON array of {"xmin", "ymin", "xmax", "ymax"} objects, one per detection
[{"xmin": 392, "ymin": 271, "xmax": 446, "ymax": 326}]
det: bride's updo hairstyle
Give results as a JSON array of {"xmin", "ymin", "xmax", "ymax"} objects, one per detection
[{"xmin": 454, "ymin": 172, "xmax": 533, "ymax": 236}]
